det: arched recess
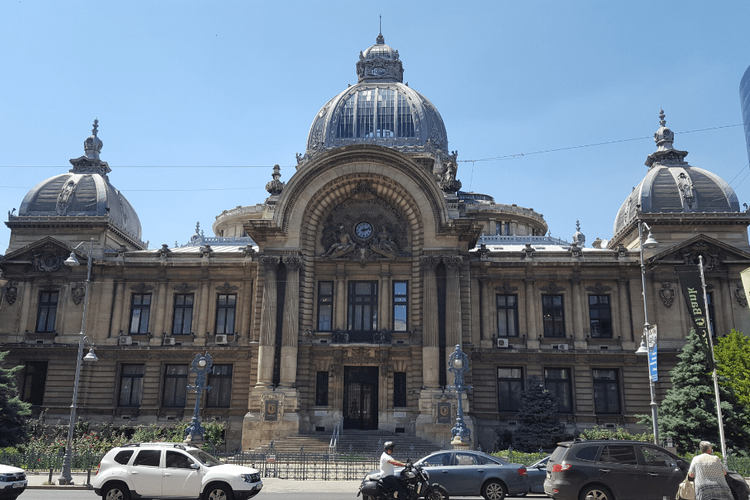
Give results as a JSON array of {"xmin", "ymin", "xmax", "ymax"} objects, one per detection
[
  {"xmin": 295, "ymin": 172, "xmax": 426, "ymax": 333},
  {"xmin": 272, "ymin": 146, "xmax": 450, "ymax": 246}
]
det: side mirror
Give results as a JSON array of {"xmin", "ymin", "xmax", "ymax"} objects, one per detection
[{"xmin": 190, "ymin": 463, "xmax": 200, "ymax": 469}]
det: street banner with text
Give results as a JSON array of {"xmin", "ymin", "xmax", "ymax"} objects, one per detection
[{"xmin": 675, "ymin": 265, "xmax": 714, "ymax": 370}]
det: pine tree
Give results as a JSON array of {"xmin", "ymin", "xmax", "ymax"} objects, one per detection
[
  {"xmin": 659, "ymin": 329, "xmax": 750, "ymax": 457},
  {"xmin": 512, "ymin": 376, "xmax": 567, "ymax": 452},
  {"xmin": 0, "ymin": 351, "xmax": 31, "ymax": 447}
]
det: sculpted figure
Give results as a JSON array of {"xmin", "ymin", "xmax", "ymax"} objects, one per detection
[{"xmin": 325, "ymin": 226, "xmax": 355, "ymax": 258}]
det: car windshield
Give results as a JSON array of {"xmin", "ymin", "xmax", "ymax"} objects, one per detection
[{"xmin": 187, "ymin": 449, "xmax": 222, "ymax": 467}]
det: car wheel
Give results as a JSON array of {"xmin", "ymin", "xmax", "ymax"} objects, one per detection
[
  {"xmin": 482, "ymin": 479, "xmax": 507, "ymax": 500},
  {"xmin": 103, "ymin": 483, "xmax": 131, "ymax": 500},
  {"xmin": 204, "ymin": 484, "xmax": 233, "ymax": 500},
  {"xmin": 579, "ymin": 485, "xmax": 613, "ymax": 500}
]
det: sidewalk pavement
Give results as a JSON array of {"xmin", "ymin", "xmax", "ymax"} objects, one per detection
[{"xmin": 24, "ymin": 471, "xmax": 363, "ymax": 492}]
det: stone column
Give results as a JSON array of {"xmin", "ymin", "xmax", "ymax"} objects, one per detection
[
  {"xmin": 108, "ymin": 281, "xmax": 123, "ymax": 337},
  {"xmin": 239, "ymin": 278, "xmax": 253, "ymax": 339},
  {"xmin": 570, "ymin": 276, "xmax": 585, "ymax": 345},
  {"xmin": 379, "ymin": 264, "xmax": 390, "ymax": 332},
  {"xmin": 524, "ymin": 278, "xmax": 537, "ymax": 339},
  {"xmin": 152, "ymin": 281, "xmax": 168, "ymax": 337},
  {"xmin": 335, "ymin": 264, "xmax": 346, "ymax": 330},
  {"xmin": 19, "ymin": 281, "xmax": 33, "ymax": 335},
  {"xmin": 421, "ymin": 255, "xmax": 440, "ymax": 389},
  {"xmin": 256, "ymin": 255, "xmax": 280, "ymax": 387},
  {"xmin": 479, "ymin": 277, "xmax": 491, "ymax": 343},
  {"xmin": 444, "ymin": 255, "xmax": 463, "ymax": 354},
  {"xmin": 280, "ymin": 255, "xmax": 302, "ymax": 388},
  {"xmin": 617, "ymin": 277, "xmax": 631, "ymax": 342}
]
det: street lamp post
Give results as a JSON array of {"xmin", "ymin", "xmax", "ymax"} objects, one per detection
[
  {"xmin": 448, "ymin": 344, "xmax": 472, "ymax": 447},
  {"xmin": 636, "ymin": 221, "xmax": 659, "ymax": 446},
  {"xmin": 185, "ymin": 353, "xmax": 213, "ymax": 444},
  {"xmin": 58, "ymin": 242, "xmax": 99, "ymax": 485}
]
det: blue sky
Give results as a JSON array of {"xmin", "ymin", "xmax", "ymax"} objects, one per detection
[{"xmin": 1, "ymin": 1, "xmax": 749, "ymax": 252}]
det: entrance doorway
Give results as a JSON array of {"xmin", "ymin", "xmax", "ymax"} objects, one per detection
[{"xmin": 343, "ymin": 366, "xmax": 379, "ymax": 430}]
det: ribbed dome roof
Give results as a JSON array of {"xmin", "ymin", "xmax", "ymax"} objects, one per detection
[
  {"xmin": 302, "ymin": 33, "xmax": 448, "ymax": 162},
  {"xmin": 18, "ymin": 120, "xmax": 143, "ymax": 241},
  {"xmin": 613, "ymin": 111, "xmax": 740, "ymax": 236}
]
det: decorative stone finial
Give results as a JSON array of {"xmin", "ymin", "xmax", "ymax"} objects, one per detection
[
  {"xmin": 645, "ymin": 109, "xmax": 688, "ymax": 168},
  {"xmin": 265, "ymin": 164, "xmax": 285, "ymax": 195},
  {"xmin": 84, "ymin": 119, "xmax": 103, "ymax": 160},
  {"xmin": 572, "ymin": 220, "xmax": 585, "ymax": 247},
  {"xmin": 377, "ymin": 15, "xmax": 384, "ymax": 44}
]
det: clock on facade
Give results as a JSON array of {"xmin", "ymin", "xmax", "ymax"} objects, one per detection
[{"xmin": 355, "ymin": 221, "xmax": 374, "ymax": 239}]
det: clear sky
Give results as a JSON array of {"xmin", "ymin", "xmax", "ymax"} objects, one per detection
[{"xmin": 1, "ymin": 1, "xmax": 749, "ymax": 252}]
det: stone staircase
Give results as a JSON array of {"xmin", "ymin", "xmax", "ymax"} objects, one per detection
[{"xmin": 249, "ymin": 430, "xmax": 443, "ymax": 458}]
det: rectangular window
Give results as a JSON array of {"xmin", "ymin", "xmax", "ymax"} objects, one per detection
[
  {"xmin": 542, "ymin": 295, "xmax": 565, "ymax": 338},
  {"xmin": 394, "ymin": 371, "xmax": 407, "ymax": 407},
  {"xmin": 129, "ymin": 294, "xmax": 152, "ymax": 334},
  {"xmin": 393, "ymin": 281, "xmax": 408, "ymax": 331},
  {"xmin": 315, "ymin": 371, "xmax": 329, "ymax": 406},
  {"xmin": 35, "ymin": 291, "xmax": 58, "ymax": 333},
  {"xmin": 163, "ymin": 364, "xmax": 188, "ymax": 407},
  {"xmin": 544, "ymin": 368, "xmax": 572, "ymax": 413},
  {"xmin": 21, "ymin": 361, "xmax": 47, "ymax": 406},
  {"xmin": 119, "ymin": 364, "xmax": 145, "ymax": 407},
  {"xmin": 497, "ymin": 367, "xmax": 523, "ymax": 412},
  {"xmin": 496, "ymin": 295, "xmax": 519, "ymax": 337},
  {"xmin": 589, "ymin": 295, "xmax": 612, "ymax": 338},
  {"xmin": 207, "ymin": 364, "xmax": 232, "ymax": 407},
  {"xmin": 172, "ymin": 294, "xmax": 194, "ymax": 335},
  {"xmin": 215, "ymin": 294, "xmax": 236, "ymax": 335},
  {"xmin": 317, "ymin": 282, "xmax": 334, "ymax": 331},
  {"xmin": 348, "ymin": 281, "xmax": 378, "ymax": 331},
  {"xmin": 707, "ymin": 292, "xmax": 716, "ymax": 336},
  {"xmin": 593, "ymin": 369, "xmax": 621, "ymax": 414}
]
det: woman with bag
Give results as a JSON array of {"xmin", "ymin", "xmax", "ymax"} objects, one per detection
[{"xmin": 688, "ymin": 441, "xmax": 733, "ymax": 500}]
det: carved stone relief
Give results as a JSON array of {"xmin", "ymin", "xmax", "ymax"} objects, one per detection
[
  {"xmin": 216, "ymin": 283, "xmax": 239, "ymax": 294},
  {"xmin": 659, "ymin": 283, "xmax": 675, "ymax": 308},
  {"xmin": 30, "ymin": 244, "xmax": 66, "ymax": 274},
  {"xmin": 173, "ymin": 283, "xmax": 197, "ymax": 293},
  {"xmin": 585, "ymin": 283, "xmax": 612, "ymax": 295},
  {"xmin": 495, "ymin": 283, "xmax": 519, "ymax": 295},
  {"xmin": 130, "ymin": 283, "xmax": 154, "ymax": 293},
  {"xmin": 320, "ymin": 181, "xmax": 409, "ymax": 263},
  {"xmin": 539, "ymin": 281, "xmax": 565, "ymax": 294},
  {"xmin": 71, "ymin": 284, "xmax": 86, "ymax": 305},
  {"xmin": 4, "ymin": 282, "xmax": 18, "ymax": 305},
  {"xmin": 734, "ymin": 283, "xmax": 747, "ymax": 308},
  {"xmin": 679, "ymin": 242, "xmax": 723, "ymax": 271}
]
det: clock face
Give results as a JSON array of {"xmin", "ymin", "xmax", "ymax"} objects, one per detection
[
  {"xmin": 355, "ymin": 221, "xmax": 373, "ymax": 239},
  {"xmin": 370, "ymin": 67, "xmax": 386, "ymax": 76}
]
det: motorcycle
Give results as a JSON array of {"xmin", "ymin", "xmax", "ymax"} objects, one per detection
[{"xmin": 358, "ymin": 459, "xmax": 449, "ymax": 500}]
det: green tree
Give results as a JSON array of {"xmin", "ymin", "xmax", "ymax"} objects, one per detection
[
  {"xmin": 512, "ymin": 376, "xmax": 567, "ymax": 452},
  {"xmin": 0, "ymin": 351, "xmax": 32, "ymax": 447},
  {"xmin": 715, "ymin": 329, "xmax": 750, "ymax": 410},
  {"xmin": 659, "ymin": 329, "xmax": 750, "ymax": 456}
]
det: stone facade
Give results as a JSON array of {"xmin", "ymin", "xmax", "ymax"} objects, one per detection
[{"xmin": 2, "ymin": 35, "xmax": 750, "ymax": 452}]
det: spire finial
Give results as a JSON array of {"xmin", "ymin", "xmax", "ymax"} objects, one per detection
[
  {"xmin": 92, "ymin": 118, "xmax": 99, "ymax": 136},
  {"xmin": 376, "ymin": 16, "xmax": 384, "ymax": 44},
  {"xmin": 659, "ymin": 109, "xmax": 666, "ymax": 128}
]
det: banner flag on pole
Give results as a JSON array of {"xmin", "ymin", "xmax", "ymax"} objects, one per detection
[
  {"xmin": 675, "ymin": 265, "xmax": 715, "ymax": 371},
  {"xmin": 740, "ymin": 267, "xmax": 750, "ymax": 310}
]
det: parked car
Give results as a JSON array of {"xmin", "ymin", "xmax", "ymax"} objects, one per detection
[
  {"xmin": 544, "ymin": 440, "xmax": 689, "ymax": 500},
  {"xmin": 414, "ymin": 450, "xmax": 529, "ymax": 500},
  {"xmin": 92, "ymin": 442, "xmax": 263, "ymax": 500},
  {"xmin": 0, "ymin": 464, "xmax": 27, "ymax": 500},
  {"xmin": 524, "ymin": 455, "xmax": 549, "ymax": 495}
]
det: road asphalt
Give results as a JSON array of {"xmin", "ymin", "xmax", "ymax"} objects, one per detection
[{"xmin": 24, "ymin": 471, "xmax": 362, "ymax": 492}]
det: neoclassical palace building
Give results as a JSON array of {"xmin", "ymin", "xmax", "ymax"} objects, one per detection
[{"xmin": 2, "ymin": 34, "xmax": 750, "ymax": 451}]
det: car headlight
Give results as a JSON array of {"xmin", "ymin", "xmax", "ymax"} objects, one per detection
[
  {"xmin": 241, "ymin": 473, "xmax": 261, "ymax": 483},
  {"xmin": 0, "ymin": 474, "xmax": 8, "ymax": 482}
]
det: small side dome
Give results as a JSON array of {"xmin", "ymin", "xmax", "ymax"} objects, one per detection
[
  {"xmin": 18, "ymin": 120, "xmax": 143, "ymax": 242},
  {"xmin": 302, "ymin": 33, "xmax": 448, "ymax": 162},
  {"xmin": 613, "ymin": 111, "xmax": 740, "ymax": 236}
]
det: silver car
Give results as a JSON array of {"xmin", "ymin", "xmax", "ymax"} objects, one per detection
[{"xmin": 414, "ymin": 450, "xmax": 530, "ymax": 500}]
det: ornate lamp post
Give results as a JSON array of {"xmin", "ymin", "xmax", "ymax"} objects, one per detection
[
  {"xmin": 448, "ymin": 344, "xmax": 472, "ymax": 447},
  {"xmin": 59, "ymin": 242, "xmax": 99, "ymax": 485},
  {"xmin": 185, "ymin": 352, "xmax": 213, "ymax": 444},
  {"xmin": 636, "ymin": 221, "xmax": 659, "ymax": 445}
]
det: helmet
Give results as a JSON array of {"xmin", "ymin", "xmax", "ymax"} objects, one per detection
[{"xmin": 384, "ymin": 441, "xmax": 395, "ymax": 452}]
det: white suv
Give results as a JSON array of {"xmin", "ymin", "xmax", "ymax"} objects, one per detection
[
  {"xmin": 0, "ymin": 464, "xmax": 27, "ymax": 500},
  {"xmin": 92, "ymin": 442, "xmax": 262, "ymax": 500}
]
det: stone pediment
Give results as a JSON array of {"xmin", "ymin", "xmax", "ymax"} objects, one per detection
[
  {"xmin": 648, "ymin": 235, "xmax": 750, "ymax": 272},
  {"xmin": 0, "ymin": 236, "xmax": 83, "ymax": 275}
]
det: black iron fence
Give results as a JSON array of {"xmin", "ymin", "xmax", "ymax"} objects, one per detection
[{"xmin": 1, "ymin": 446, "xmax": 748, "ymax": 480}]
